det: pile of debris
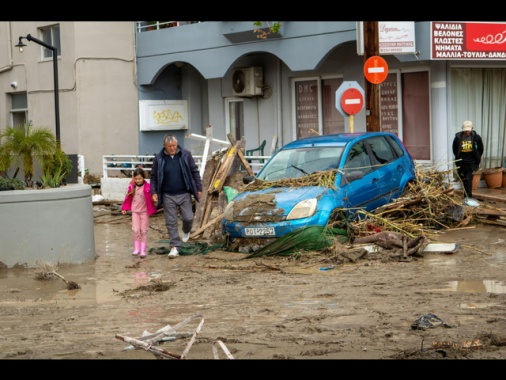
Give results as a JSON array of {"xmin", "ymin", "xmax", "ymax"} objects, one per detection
[{"xmin": 189, "ymin": 138, "xmax": 506, "ymax": 259}]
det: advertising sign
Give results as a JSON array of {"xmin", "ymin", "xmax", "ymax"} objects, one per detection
[
  {"xmin": 356, "ymin": 22, "xmax": 416, "ymax": 55},
  {"xmin": 379, "ymin": 22, "xmax": 416, "ymax": 54},
  {"xmin": 139, "ymin": 100, "xmax": 188, "ymax": 131},
  {"xmin": 431, "ymin": 22, "xmax": 506, "ymax": 59}
]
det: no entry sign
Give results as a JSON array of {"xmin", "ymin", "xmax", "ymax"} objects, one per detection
[
  {"xmin": 335, "ymin": 81, "xmax": 365, "ymax": 117},
  {"xmin": 340, "ymin": 88, "xmax": 364, "ymax": 115},
  {"xmin": 364, "ymin": 55, "xmax": 388, "ymax": 84}
]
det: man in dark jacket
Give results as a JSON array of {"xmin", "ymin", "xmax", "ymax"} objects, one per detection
[
  {"xmin": 452, "ymin": 120, "xmax": 484, "ymax": 204},
  {"xmin": 150, "ymin": 134, "xmax": 202, "ymax": 258}
]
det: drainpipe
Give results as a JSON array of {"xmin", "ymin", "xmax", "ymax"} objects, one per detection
[
  {"xmin": 0, "ymin": 22, "xmax": 14, "ymax": 73},
  {"xmin": 275, "ymin": 58, "xmax": 282, "ymax": 152}
]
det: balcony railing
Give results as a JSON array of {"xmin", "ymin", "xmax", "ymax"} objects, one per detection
[{"xmin": 135, "ymin": 21, "xmax": 201, "ymax": 33}]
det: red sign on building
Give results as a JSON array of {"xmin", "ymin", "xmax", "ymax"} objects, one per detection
[{"xmin": 431, "ymin": 22, "xmax": 506, "ymax": 59}]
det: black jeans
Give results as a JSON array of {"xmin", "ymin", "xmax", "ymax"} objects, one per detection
[{"xmin": 457, "ymin": 163, "xmax": 478, "ymax": 198}]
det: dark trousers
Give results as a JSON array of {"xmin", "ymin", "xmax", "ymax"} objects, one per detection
[
  {"xmin": 457, "ymin": 163, "xmax": 478, "ymax": 198},
  {"xmin": 162, "ymin": 192, "xmax": 194, "ymax": 248}
]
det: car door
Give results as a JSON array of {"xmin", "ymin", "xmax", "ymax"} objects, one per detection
[
  {"xmin": 340, "ymin": 140, "xmax": 379, "ymax": 211},
  {"xmin": 365, "ymin": 135, "xmax": 402, "ymax": 202}
]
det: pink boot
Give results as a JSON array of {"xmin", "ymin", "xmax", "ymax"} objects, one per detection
[
  {"xmin": 140, "ymin": 242, "xmax": 147, "ymax": 258},
  {"xmin": 132, "ymin": 240, "xmax": 140, "ymax": 256}
]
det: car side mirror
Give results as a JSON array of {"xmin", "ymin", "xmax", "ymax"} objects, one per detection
[
  {"xmin": 243, "ymin": 175, "xmax": 256, "ymax": 184},
  {"xmin": 345, "ymin": 170, "xmax": 364, "ymax": 183}
]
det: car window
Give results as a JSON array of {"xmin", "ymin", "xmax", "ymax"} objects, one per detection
[
  {"xmin": 257, "ymin": 147, "xmax": 343, "ymax": 181},
  {"xmin": 343, "ymin": 141, "xmax": 372, "ymax": 177},
  {"xmin": 385, "ymin": 134, "xmax": 406, "ymax": 158},
  {"xmin": 367, "ymin": 136, "xmax": 396, "ymax": 165}
]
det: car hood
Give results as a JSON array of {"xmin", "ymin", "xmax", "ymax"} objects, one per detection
[{"xmin": 232, "ymin": 186, "xmax": 329, "ymax": 217}]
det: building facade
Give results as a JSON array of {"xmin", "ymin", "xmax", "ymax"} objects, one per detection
[
  {"xmin": 136, "ymin": 21, "xmax": 506, "ymax": 173},
  {"xmin": 1, "ymin": 21, "xmax": 505, "ymax": 177},
  {"xmin": 0, "ymin": 21, "xmax": 139, "ymax": 177}
]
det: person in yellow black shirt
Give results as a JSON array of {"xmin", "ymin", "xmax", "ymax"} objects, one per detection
[{"xmin": 452, "ymin": 120, "xmax": 484, "ymax": 205}]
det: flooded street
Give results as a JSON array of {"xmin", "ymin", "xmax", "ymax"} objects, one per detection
[{"xmin": 1, "ymin": 208, "xmax": 506, "ymax": 359}]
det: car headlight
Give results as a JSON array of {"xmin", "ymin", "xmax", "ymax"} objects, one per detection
[
  {"xmin": 286, "ymin": 198, "xmax": 317, "ymax": 220},
  {"xmin": 223, "ymin": 201, "xmax": 235, "ymax": 221}
]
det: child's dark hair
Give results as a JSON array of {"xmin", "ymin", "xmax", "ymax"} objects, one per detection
[
  {"xmin": 133, "ymin": 167, "xmax": 146, "ymax": 178},
  {"xmin": 127, "ymin": 167, "xmax": 146, "ymax": 196}
]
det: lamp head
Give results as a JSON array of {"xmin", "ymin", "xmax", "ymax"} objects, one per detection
[{"xmin": 15, "ymin": 36, "xmax": 27, "ymax": 52}]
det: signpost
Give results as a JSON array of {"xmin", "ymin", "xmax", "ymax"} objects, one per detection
[{"xmin": 336, "ymin": 82, "xmax": 365, "ymax": 132}]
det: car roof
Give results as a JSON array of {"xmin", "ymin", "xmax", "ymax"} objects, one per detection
[{"xmin": 280, "ymin": 132, "xmax": 397, "ymax": 149}]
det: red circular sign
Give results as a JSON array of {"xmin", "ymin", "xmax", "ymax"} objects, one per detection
[
  {"xmin": 340, "ymin": 88, "xmax": 364, "ymax": 115},
  {"xmin": 364, "ymin": 55, "xmax": 389, "ymax": 84}
]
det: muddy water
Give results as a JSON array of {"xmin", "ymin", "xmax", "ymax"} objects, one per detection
[
  {"xmin": 1, "ymin": 215, "xmax": 506, "ymax": 359},
  {"xmin": 2, "ymin": 221, "xmax": 506, "ymax": 308}
]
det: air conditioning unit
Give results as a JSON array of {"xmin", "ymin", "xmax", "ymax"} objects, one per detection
[{"xmin": 232, "ymin": 66, "xmax": 263, "ymax": 97}]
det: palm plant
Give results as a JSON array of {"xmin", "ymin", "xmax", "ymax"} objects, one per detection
[
  {"xmin": 40, "ymin": 148, "xmax": 73, "ymax": 188},
  {"xmin": 0, "ymin": 124, "xmax": 58, "ymax": 187}
]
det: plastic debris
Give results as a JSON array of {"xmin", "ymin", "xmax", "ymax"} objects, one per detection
[{"xmin": 411, "ymin": 313, "xmax": 457, "ymax": 330}]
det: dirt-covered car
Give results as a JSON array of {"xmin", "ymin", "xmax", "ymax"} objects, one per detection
[{"xmin": 222, "ymin": 132, "xmax": 415, "ymax": 240}]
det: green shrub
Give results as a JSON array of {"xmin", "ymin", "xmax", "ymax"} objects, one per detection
[{"xmin": 0, "ymin": 177, "xmax": 25, "ymax": 190}]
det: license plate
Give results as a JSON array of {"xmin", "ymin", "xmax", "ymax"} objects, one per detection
[{"xmin": 244, "ymin": 227, "xmax": 275, "ymax": 236}]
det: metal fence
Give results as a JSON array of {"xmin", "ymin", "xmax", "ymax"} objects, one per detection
[{"xmin": 102, "ymin": 154, "xmax": 269, "ymax": 178}]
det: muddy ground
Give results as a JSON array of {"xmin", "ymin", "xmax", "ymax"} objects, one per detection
[{"xmin": 1, "ymin": 202, "xmax": 506, "ymax": 361}]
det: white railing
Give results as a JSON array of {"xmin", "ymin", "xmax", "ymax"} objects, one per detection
[
  {"xmin": 135, "ymin": 21, "xmax": 201, "ymax": 33},
  {"xmin": 102, "ymin": 154, "xmax": 268, "ymax": 178},
  {"xmin": 102, "ymin": 155, "xmax": 155, "ymax": 178}
]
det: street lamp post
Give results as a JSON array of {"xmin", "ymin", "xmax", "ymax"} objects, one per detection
[{"xmin": 16, "ymin": 34, "xmax": 61, "ymax": 148}]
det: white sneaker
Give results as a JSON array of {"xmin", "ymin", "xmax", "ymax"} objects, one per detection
[
  {"xmin": 464, "ymin": 198, "xmax": 480, "ymax": 207},
  {"xmin": 168, "ymin": 247, "xmax": 179, "ymax": 259},
  {"xmin": 182, "ymin": 232, "xmax": 190, "ymax": 243}
]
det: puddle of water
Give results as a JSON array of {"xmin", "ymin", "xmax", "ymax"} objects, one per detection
[
  {"xmin": 437, "ymin": 279, "xmax": 506, "ymax": 294},
  {"xmin": 0, "ymin": 261, "xmax": 164, "ymax": 306},
  {"xmin": 459, "ymin": 302, "xmax": 499, "ymax": 309},
  {"xmin": 285, "ymin": 299, "xmax": 339, "ymax": 309}
]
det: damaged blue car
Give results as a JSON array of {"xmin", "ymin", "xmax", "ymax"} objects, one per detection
[{"xmin": 222, "ymin": 132, "xmax": 416, "ymax": 240}]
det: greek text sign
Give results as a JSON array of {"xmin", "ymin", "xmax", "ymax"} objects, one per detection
[
  {"xmin": 379, "ymin": 22, "xmax": 416, "ymax": 54},
  {"xmin": 139, "ymin": 100, "xmax": 188, "ymax": 131},
  {"xmin": 431, "ymin": 22, "xmax": 506, "ymax": 60}
]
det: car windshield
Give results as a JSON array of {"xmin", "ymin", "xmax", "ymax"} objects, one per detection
[{"xmin": 257, "ymin": 147, "xmax": 343, "ymax": 181}]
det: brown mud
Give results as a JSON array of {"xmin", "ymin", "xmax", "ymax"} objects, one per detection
[{"xmin": 0, "ymin": 204, "xmax": 506, "ymax": 360}]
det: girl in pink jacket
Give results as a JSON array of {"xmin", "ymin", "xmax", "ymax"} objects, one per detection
[{"xmin": 121, "ymin": 167, "xmax": 157, "ymax": 257}]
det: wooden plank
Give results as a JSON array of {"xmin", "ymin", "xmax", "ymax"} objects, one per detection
[
  {"xmin": 209, "ymin": 144, "xmax": 238, "ymax": 194},
  {"xmin": 200, "ymin": 193, "xmax": 215, "ymax": 228},
  {"xmin": 475, "ymin": 217, "xmax": 506, "ymax": 227},
  {"xmin": 193, "ymin": 154, "xmax": 219, "ymax": 231},
  {"xmin": 466, "ymin": 207, "xmax": 506, "ymax": 217},
  {"xmin": 191, "ymin": 213, "xmax": 224, "ymax": 238},
  {"xmin": 207, "ymin": 151, "xmax": 226, "ymax": 194},
  {"xmin": 235, "ymin": 149, "xmax": 254, "ymax": 176},
  {"xmin": 227, "ymin": 134, "xmax": 254, "ymax": 176},
  {"xmin": 115, "ymin": 334, "xmax": 181, "ymax": 359}
]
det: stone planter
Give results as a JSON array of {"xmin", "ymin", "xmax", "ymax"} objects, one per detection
[
  {"xmin": 0, "ymin": 184, "xmax": 96, "ymax": 269},
  {"xmin": 483, "ymin": 167, "xmax": 503, "ymax": 189}
]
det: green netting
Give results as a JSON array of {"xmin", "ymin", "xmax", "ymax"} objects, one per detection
[
  {"xmin": 150, "ymin": 241, "xmax": 226, "ymax": 256},
  {"xmin": 243, "ymin": 226, "xmax": 348, "ymax": 259}
]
